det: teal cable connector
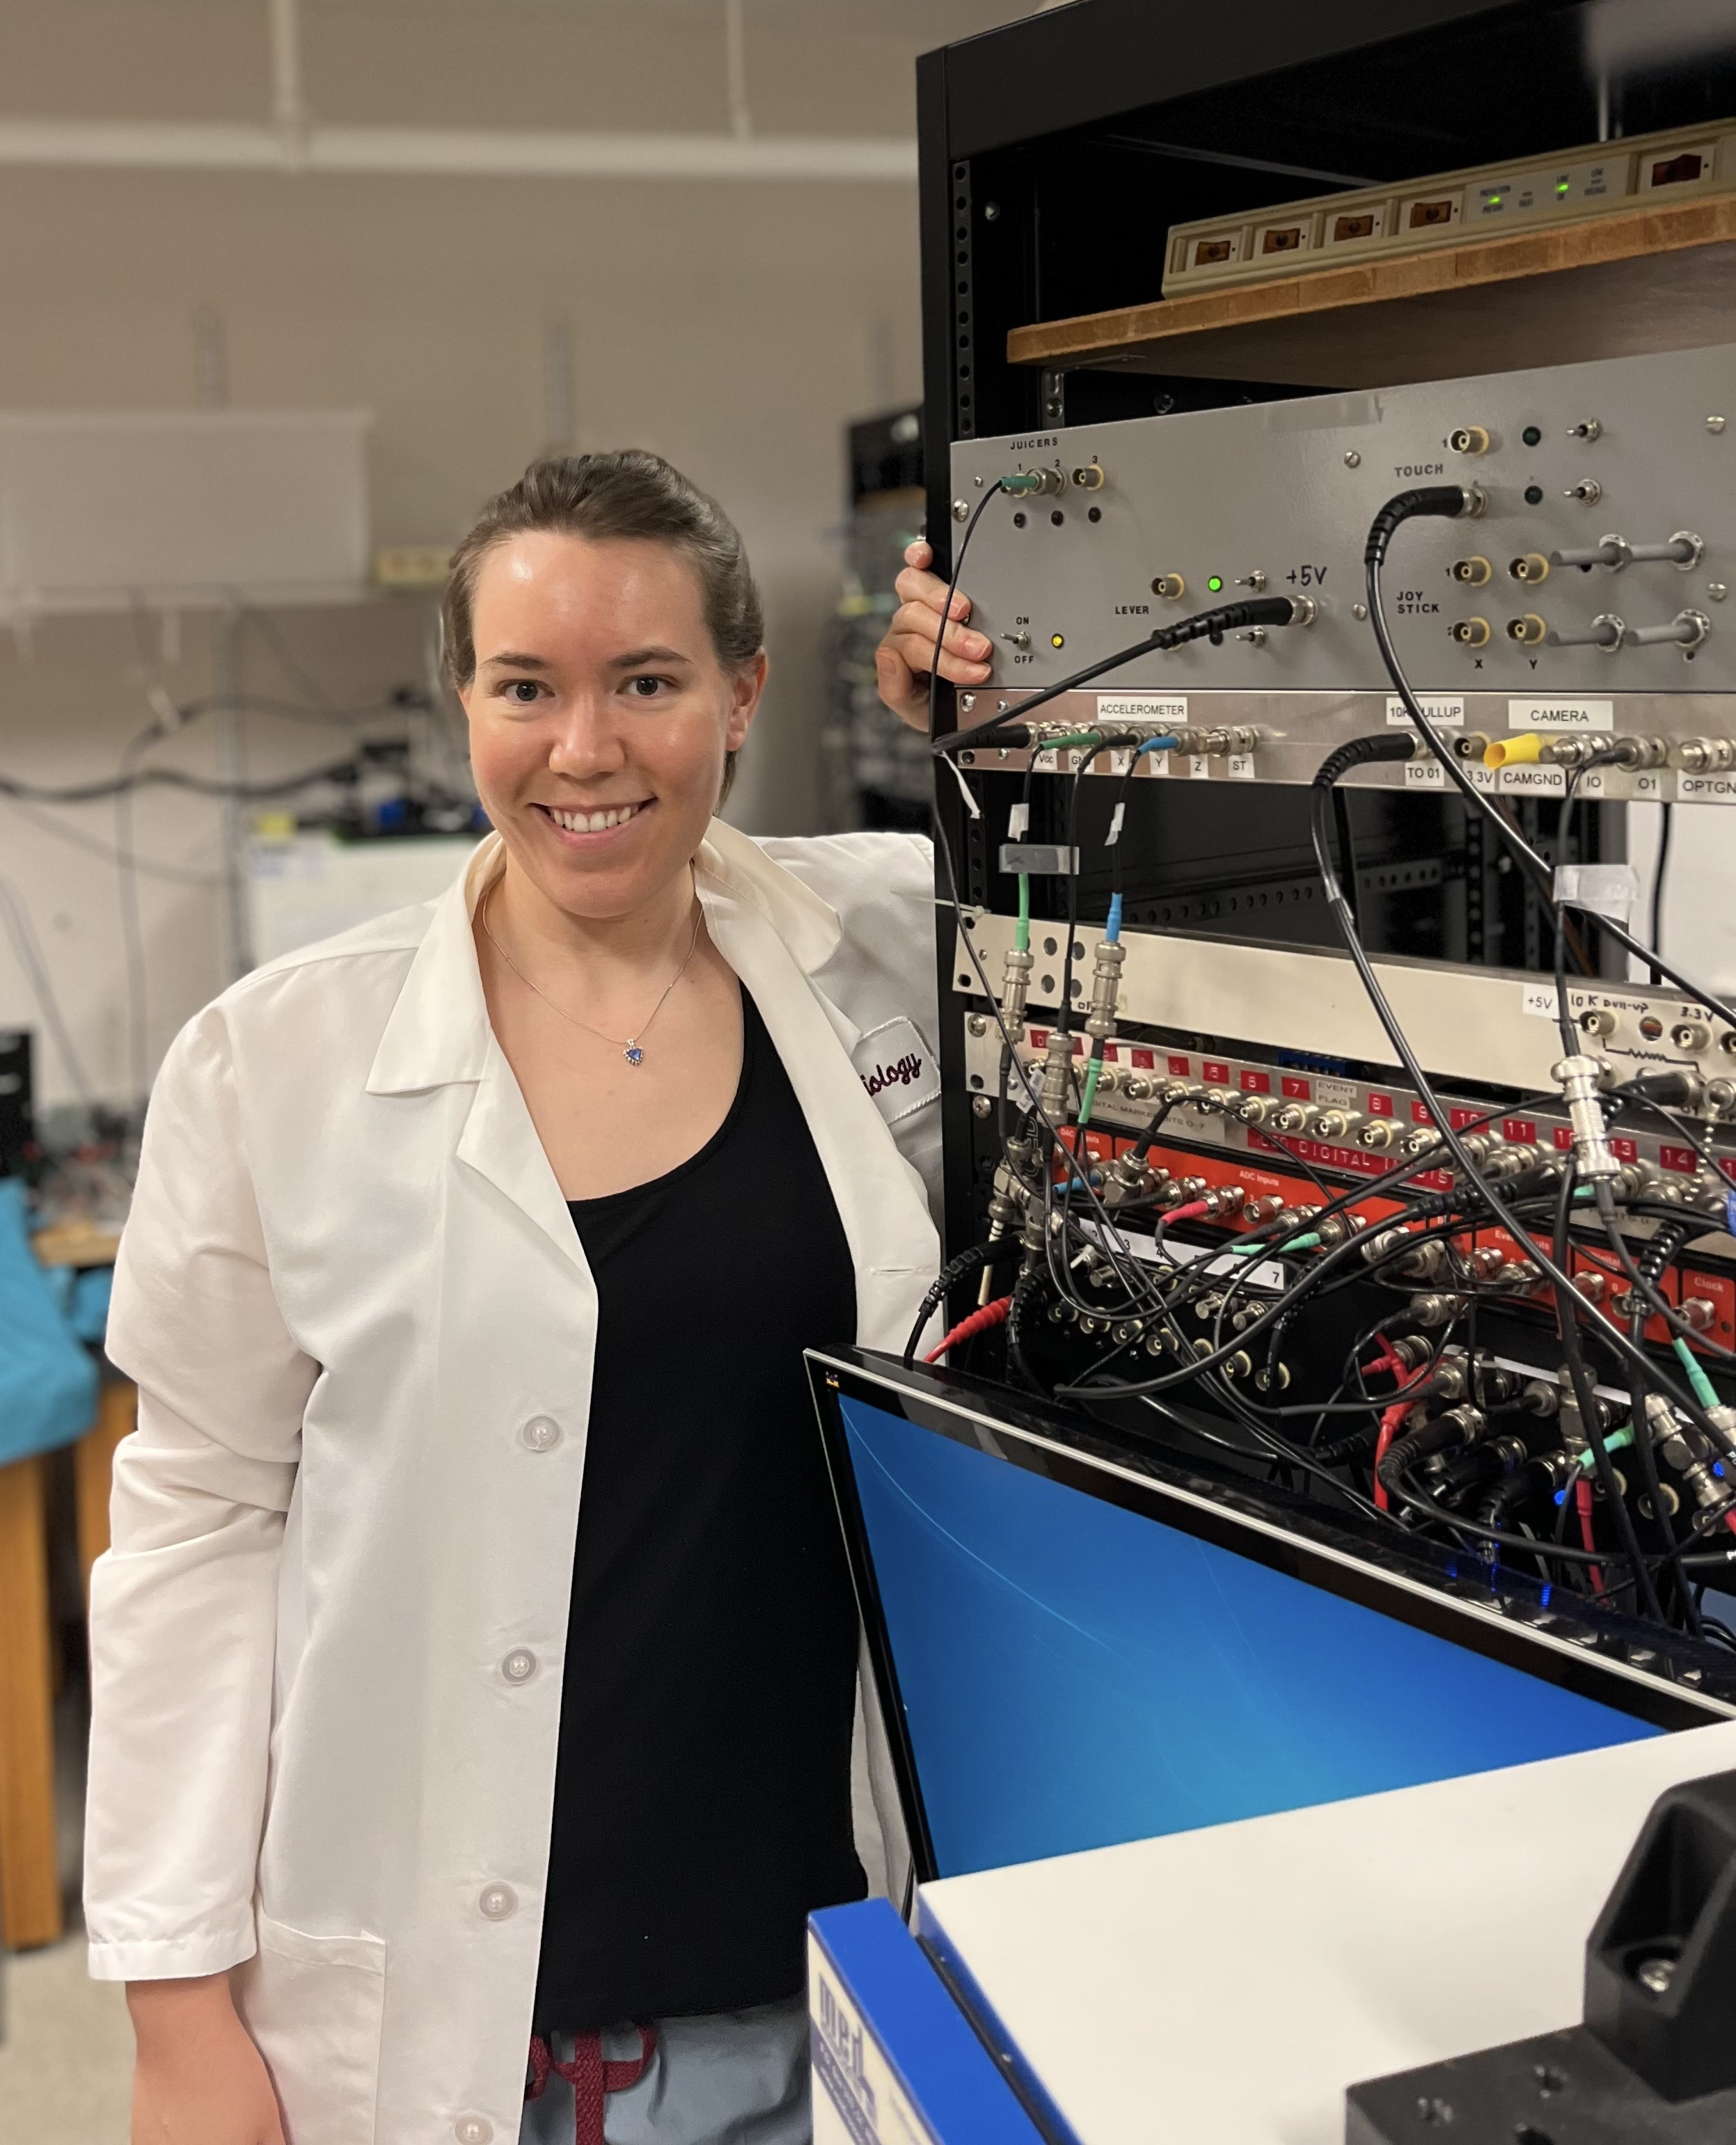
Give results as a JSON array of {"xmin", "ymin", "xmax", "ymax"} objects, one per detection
[
  {"xmin": 1557, "ymin": 1424, "xmax": 1637, "ymax": 1499},
  {"xmin": 1015, "ymin": 873, "xmax": 1031, "ymax": 953},
  {"xmin": 1673, "ymin": 1334, "xmax": 1721, "ymax": 1412},
  {"xmin": 1574, "ymin": 1425, "xmax": 1636, "ymax": 1475}
]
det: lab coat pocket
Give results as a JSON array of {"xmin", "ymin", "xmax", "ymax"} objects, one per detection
[{"xmin": 234, "ymin": 1909, "xmax": 387, "ymax": 2145}]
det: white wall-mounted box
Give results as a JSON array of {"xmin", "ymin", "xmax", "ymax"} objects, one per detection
[{"xmin": 0, "ymin": 409, "xmax": 371, "ymax": 612}]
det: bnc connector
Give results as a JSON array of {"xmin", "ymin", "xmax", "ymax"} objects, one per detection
[
  {"xmin": 1538, "ymin": 735, "xmax": 1605, "ymax": 768},
  {"xmin": 1084, "ymin": 937, "xmax": 1126, "ymax": 1042},
  {"xmin": 1038, "ymin": 1028, "xmax": 1075, "ymax": 1127},
  {"xmin": 1395, "ymin": 1239, "xmax": 1453, "ymax": 1283},
  {"xmin": 999, "ymin": 945, "xmax": 1034, "ymax": 1040},
  {"xmin": 1674, "ymin": 736, "xmax": 1736, "ymax": 772},
  {"xmin": 1103, "ymin": 1150, "xmax": 1155, "ymax": 1207},
  {"xmin": 1553, "ymin": 1053, "xmax": 1623, "ymax": 1182}
]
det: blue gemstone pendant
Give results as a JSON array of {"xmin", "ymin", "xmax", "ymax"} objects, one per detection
[{"xmin": 624, "ymin": 1042, "xmax": 645, "ymax": 1067}]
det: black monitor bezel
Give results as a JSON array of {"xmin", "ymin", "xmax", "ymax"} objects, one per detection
[{"xmin": 809, "ymin": 1346, "xmax": 1736, "ymax": 1887}]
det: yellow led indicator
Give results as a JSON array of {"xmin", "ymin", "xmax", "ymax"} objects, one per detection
[{"xmin": 1050, "ymin": 634, "xmax": 1066, "ymax": 649}]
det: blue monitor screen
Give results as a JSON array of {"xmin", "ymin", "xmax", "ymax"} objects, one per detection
[{"xmin": 839, "ymin": 1393, "xmax": 1660, "ymax": 1878}]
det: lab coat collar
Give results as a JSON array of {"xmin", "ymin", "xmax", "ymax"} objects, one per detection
[{"xmin": 365, "ymin": 821, "xmax": 844, "ymax": 1098}]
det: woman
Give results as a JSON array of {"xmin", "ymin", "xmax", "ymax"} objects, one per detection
[{"xmin": 85, "ymin": 452, "xmax": 986, "ymax": 2145}]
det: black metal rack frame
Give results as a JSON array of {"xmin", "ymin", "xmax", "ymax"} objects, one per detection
[{"xmin": 915, "ymin": 0, "xmax": 1736, "ymax": 1254}]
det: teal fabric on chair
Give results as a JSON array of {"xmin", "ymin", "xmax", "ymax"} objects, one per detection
[{"xmin": 0, "ymin": 1176, "xmax": 99, "ymax": 1466}]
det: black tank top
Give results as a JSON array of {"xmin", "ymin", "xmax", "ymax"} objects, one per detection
[{"xmin": 533, "ymin": 986, "xmax": 864, "ymax": 2033}]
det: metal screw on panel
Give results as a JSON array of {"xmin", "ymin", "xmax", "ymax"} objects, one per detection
[
  {"xmin": 984, "ymin": 202, "xmax": 1000, "ymax": 221},
  {"xmin": 1344, "ymin": 450, "xmax": 1362, "ymax": 468},
  {"xmin": 1709, "ymin": 415, "xmax": 1728, "ymax": 433},
  {"xmin": 1352, "ymin": 602, "xmax": 1368, "ymax": 620},
  {"xmin": 1710, "ymin": 583, "xmax": 1728, "ymax": 603},
  {"xmin": 971, "ymin": 1094, "xmax": 993, "ymax": 1118},
  {"xmin": 966, "ymin": 1014, "xmax": 988, "ymax": 1036},
  {"xmin": 960, "ymin": 692, "xmax": 976, "ymax": 711},
  {"xmin": 1636, "ymin": 1956, "xmax": 1677, "ymax": 1995}
]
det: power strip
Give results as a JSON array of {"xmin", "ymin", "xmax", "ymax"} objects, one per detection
[{"xmin": 1162, "ymin": 118, "xmax": 1736, "ymax": 299}]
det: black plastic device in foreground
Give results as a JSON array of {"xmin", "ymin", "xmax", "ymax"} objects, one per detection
[
  {"xmin": 807, "ymin": 1348, "xmax": 1736, "ymax": 1888},
  {"xmin": 1346, "ymin": 1768, "xmax": 1736, "ymax": 2143}
]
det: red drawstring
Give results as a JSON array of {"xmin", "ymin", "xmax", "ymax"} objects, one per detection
[{"xmin": 526, "ymin": 2025, "xmax": 658, "ymax": 2145}]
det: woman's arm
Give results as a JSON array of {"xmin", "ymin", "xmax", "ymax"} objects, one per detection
[
  {"xmin": 86, "ymin": 1007, "xmax": 317, "ymax": 2127},
  {"xmin": 128, "ymin": 1976, "xmax": 285, "ymax": 2145}
]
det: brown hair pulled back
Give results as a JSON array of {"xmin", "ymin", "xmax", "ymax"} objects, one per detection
[{"xmin": 443, "ymin": 451, "xmax": 764, "ymax": 800}]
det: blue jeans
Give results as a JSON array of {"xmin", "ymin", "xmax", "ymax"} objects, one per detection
[{"xmin": 519, "ymin": 1995, "xmax": 810, "ymax": 2145}]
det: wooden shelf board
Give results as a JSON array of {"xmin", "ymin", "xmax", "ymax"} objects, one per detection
[{"xmin": 1007, "ymin": 198, "xmax": 1736, "ymax": 390}]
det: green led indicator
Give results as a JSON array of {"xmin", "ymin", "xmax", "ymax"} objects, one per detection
[
  {"xmin": 1556, "ymin": 180, "xmax": 1572, "ymax": 195},
  {"xmin": 1208, "ymin": 575, "xmax": 1224, "ymax": 592},
  {"xmin": 1488, "ymin": 193, "xmax": 1504, "ymax": 206}
]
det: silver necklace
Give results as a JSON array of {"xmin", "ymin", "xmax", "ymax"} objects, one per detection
[{"xmin": 480, "ymin": 882, "xmax": 704, "ymax": 1068}]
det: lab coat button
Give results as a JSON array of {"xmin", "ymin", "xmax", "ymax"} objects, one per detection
[
  {"xmin": 521, "ymin": 1416, "xmax": 561, "ymax": 1452},
  {"xmin": 454, "ymin": 2119, "xmax": 493, "ymax": 2144},
  {"xmin": 500, "ymin": 1649, "xmax": 537, "ymax": 1684},
  {"xmin": 478, "ymin": 1881, "xmax": 517, "ymax": 1921}
]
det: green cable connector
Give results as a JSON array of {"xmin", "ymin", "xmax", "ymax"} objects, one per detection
[
  {"xmin": 1227, "ymin": 1231, "xmax": 1320, "ymax": 1258},
  {"xmin": 1673, "ymin": 1334, "xmax": 1721, "ymax": 1412},
  {"xmin": 1041, "ymin": 729, "xmax": 1105, "ymax": 754},
  {"xmin": 1078, "ymin": 1057, "xmax": 1102, "ymax": 1130},
  {"xmin": 1015, "ymin": 873, "xmax": 1031, "ymax": 954},
  {"xmin": 1575, "ymin": 1424, "xmax": 1636, "ymax": 1473},
  {"xmin": 1002, "ymin": 471, "xmax": 1045, "ymax": 496}
]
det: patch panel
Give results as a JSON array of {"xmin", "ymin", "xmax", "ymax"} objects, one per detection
[
  {"xmin": 952, "ymin": 910, "xmax": 1736, "ymax": 1100},
  {"xmin": 949, "ymin": 342, "xmax": 1736, "ymax": 792}
]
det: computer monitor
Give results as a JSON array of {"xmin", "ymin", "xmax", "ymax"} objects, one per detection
[{"xmin": 809, "ymin": 1349, "xmax": 1736, "ymax": 1883}]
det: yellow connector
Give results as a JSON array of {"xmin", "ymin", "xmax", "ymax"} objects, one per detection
[{"xmin": 1485, "ymin": 731, "xmax": 1544, "ymax": 770}]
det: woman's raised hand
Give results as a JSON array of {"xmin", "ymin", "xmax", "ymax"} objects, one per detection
[
  {"xmin": 874, "ymin": 539, "xmax": 993, "ymax": 731},
  {"xmin": 129, "ymin": 1976, "xmax": 287, "ymax": 2145}
]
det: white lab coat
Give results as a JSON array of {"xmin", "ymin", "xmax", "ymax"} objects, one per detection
[{"xmin": 84, "ymin": 821, "xmax": 943, "ymax": 2145}]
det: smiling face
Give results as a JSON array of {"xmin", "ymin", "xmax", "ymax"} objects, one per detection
[{"xmin": 458, "ymin": 530, "xmax": 764, "ymax": 924}]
